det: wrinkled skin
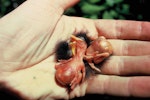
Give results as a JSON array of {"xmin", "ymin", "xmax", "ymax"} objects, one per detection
[
  {"xmin": 84, "ymin": 36, "xmax": 113, "ymax": 73},
  {"xmin": 55, "ymin": 35, "xmax": 87, "ymax": 89}
]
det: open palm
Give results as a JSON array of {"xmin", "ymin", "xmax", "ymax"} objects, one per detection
[{"xmin": 0, "ymin": 0, "xmax": 150, "ymax": 100}]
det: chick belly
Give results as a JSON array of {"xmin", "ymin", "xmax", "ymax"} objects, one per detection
[{"xmin": 55, "ymin": 66, "xmax": 76, "ymax": 86}]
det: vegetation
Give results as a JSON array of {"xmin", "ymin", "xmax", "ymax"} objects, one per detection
[{"xmin": 0, "ymin": 0, "xmax": 149, "ymax": 20}]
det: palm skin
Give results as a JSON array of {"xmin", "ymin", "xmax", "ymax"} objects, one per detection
[{"xmin": 0, "ymin": 0, "xmax": 150, "ymax": 100}]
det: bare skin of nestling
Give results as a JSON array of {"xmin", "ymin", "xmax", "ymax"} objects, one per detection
[
  {"xmin": 55, "ymin": 35, "xmax": 113, "ymax": 90},
  {"xmin": 84, "ymin": 36, "xmax": 113, "ymax": 73},
  {"xmin": 55, "ymin": 35, "xmax": 87, "ymax": 90}
]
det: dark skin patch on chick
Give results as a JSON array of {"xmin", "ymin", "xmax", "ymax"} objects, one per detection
[
  {"xmin": 55, "ymin": 41, "xmax": 73, "ymax": 61},
  {"xmin": 75, "ymin": 33, "xmax": 91, "ymax": 46}
]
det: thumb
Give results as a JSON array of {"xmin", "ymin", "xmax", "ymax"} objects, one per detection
[{"xmin": 57, "ymin": 0, "xmax": 80, "ymax": 10}]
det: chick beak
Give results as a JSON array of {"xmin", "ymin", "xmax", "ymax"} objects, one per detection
[
  {"xmin": 69, "ymin": 35, "xmax": 81, "ymax": 56},
  {"xmin": 69, "ymin": 42, "xmax": 76, "ymax": 56},
  {"xmin": 70, "ymin": 35, "xmax": 82, "ymax": 42},
  {"xmin": 69, "ymin": 35, "xmax": 83, "ymax": 56}
]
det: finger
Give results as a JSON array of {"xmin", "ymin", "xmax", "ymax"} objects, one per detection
[
  {"xmin": 100, "ymin": 56, "xmax": 150, "ymax": 75},
  {"xmin": 87, "ymin": 75, "xmax": 150, "ymax": 97},
  {"xmin": 95, "ymin": 20, "xmax": 150, "ymax": 40},
  {"xmin": 109, "ymin": 39, "xmax": 150, "ymax": 56}
]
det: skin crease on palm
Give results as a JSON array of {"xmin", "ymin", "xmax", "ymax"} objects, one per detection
[{"xmin": 0, "ymin": 0, "xmax": 150, "ymax": 100}]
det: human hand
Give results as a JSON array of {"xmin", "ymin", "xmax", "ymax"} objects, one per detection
[
  {"xmin": 0, "ymin": 0, "xmax": 150, "ymax": 99},
  {"xmin": 87, "ymin": 20, "xmax": 150, "ymax": 97}
]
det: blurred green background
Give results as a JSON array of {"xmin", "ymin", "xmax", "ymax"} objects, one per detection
[{"xmin": 0, "ymin": 0, "xmax": 150, "ymax": 21}]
